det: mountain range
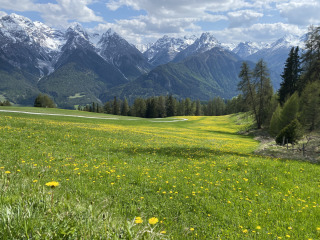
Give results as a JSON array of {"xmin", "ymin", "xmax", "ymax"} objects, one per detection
[{"xmin": 0, "ymin": 13, "xmax": 306, "ymax": 108}]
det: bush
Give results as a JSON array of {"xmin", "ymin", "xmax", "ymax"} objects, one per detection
[
  {"xmin": 34, "ymin": 94, "xmax": 56, "ymax": 108},
  {"xmin": 276, "ymin": 119, "xmax": 303, "ymax": 145}
]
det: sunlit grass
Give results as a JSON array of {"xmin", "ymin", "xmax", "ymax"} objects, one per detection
[{"xmin": 0, "ymin": 107, "xmax": 320, "ymax": 239}]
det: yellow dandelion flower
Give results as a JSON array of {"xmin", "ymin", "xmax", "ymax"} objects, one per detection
[
  {"xmin": 190, "ymin": 228, "xmax": 195, "ymax": 231},
  {"xmin": 256, "ymin": 226, "xmax": 261, "ymax": 230},
  {"xmin": 288, "ymin": 226, "xmax": 292, "ymax": 230},
  {"xmin": 148, "ymin": 217, "xmax": 159, "ymax": 225},
  {"xmin": 243, "ymin": 229, "xmax": 248, "ymax": 233},
  {"xmin": 317, "ymin": 227, "xmax": 320, "ymax": 231},
  {"xmin": 5, "ymin": 171, "xmax": 11, "ymax": 174},
  {"xmin": 134, "ymin": 217, "xmax": 143, "ymax": 224},
  {"xmin": 160, "ymin": 231, "xmax": 166, "ymax": 234},
  {"xmin": 286, "ymin": 235, "xmax": 290, "ymax": 238},
  {"xmin": 45, "ymin": 181, "xmax": 59, "ymax": 187},
  {"xmin": 33, "ymin": 180, "xmax": 38, "ymax": 183}
]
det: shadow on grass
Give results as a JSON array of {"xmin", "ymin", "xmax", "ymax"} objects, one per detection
[{"xmin": 111, "ymin": 145, "xmax": 255, "ymax": 161}]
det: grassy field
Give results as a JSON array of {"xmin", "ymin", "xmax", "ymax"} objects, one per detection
[{"xmin": 0, "ymin": 107, "xmax": 320, "ymax": 239}]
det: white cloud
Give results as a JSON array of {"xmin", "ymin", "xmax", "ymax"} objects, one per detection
[
  {"xmin": 0, "ymin": 0, "xmax": 103, "ymax": 26},
  {"xmin": 0, "ymin": 10, "xmax": 7, "ymax": 17},
  {"xmin": 37, "ymin": 0, "xmax": 103, "ymax": 26},
  {"xmin": 213, "ymin": 22, "xmax": 305, "ymax": 43},
  {"xmin": 228, "ymin": 10, "xmax": 263, "ymax": 28},
  {"xmin": 0, "ymin": 0, "xmax": 37, "ymax": 11},
  {"xmin": 277, "ymin": 0, "xmax": 320, "ymax": 26}
]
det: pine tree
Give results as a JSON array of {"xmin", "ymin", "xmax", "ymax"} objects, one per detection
[
  {"xmin": 157, "ymin": 96, "xmax": 167, "ymax": 118},
  {"xmin": 299, "ymin": 25, "xmax": 320, "ymax": 91},
  {"xmin": 112, "ymin": 97, "xmax": 120, "ymax": 115},
  {"xmin": 166, "ymin": 95, "xmax": 177, "ymax": 117},
  {"xmin": 300, "ymin": 81, "xmax": 320, "ymax": 131},
  {"xmin": 121, "ymin": 98, "xmax": 130, "ymax": 116},
  {"xmin": 269, "ymin": 104, "xmax": 282, "ymax": 137},
  {"xmin": 280, "ymin": 92, "xmax": 300, "ymax": 130},
  {"xmin": 253, "ymin": 59, "xmax": 274, "ymax": 129},
  {"xmin": 238, "ymin": 62, "xmax": 259, "ymax": 127},
  {"xmin": 195, "ymin": 100, "xmax": 202, "ymax": 116},
  {"xmin": 279, "ymin": 47, "xmax": 301, "ymax": 105}
]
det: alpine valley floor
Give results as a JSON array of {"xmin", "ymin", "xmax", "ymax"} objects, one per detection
[{"xmin": 0, "ymin": 107, "xmax": 319, "ymax": 239}]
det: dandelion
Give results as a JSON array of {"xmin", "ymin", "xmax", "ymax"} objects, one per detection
[
  {"xmin": 160, "ymin": 231, "xmax": 166, "ymax": 234},
  {"xmin": 256, "ymin": 226, "xmax": 261, "ymax": 230},
  {"xmin": 134, "ymin": 217, "xmax": 143, "ymax": 224},
  {"xmin": 33, "ymin": 180, "xmax": 38, "ymax": 183},
  {"xmin": 190, "ymin": 228, "xmax": 195, "ymax": 231},
  {"xmin": 243, "ymin": 229, "xmax": 248, "ymax": 233},
  {"xmin": 148, "ymin": 217, "xmax": 159, "ymax": 225},
  {"xmin": 45, "ymin": 181, "xmax": 59, "ymax": 188},
  {"xmin": 5, "ymin": 171, "xmax": 11, "ymax": 174}
]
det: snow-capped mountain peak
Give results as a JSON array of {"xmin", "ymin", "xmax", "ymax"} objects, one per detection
[{"xmin": 270, "ymin": 34, "xmax": 304, "ymax": 49}]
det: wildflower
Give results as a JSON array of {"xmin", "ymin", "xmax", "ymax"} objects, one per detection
[
  {"xmin": 5, "ymin": 171, "xmax": 11, "ymax": 174},
  {"xmin": 33, "ymin": 180, "xmax": 38, "ymax": 183},
  {"xmin": 286, "ymin": 235, "xmax": 290, "ymax": 238},
  {"xmin": 160, "ymin": 231, "xmax": 166, "ymax": 234},
  {"xmin": 256, "ymin": 226, "xmax": 261, "ymax": 230},
  {"xmin": 45, "ymin": 181, "xmax": 59, "ymax": 187},
  {"xmin": 288, "ymin": 226, "xmax": 292, "ymax": 230},
  {"xmin": 134, "ymin": 217, "xmax": 143, "ymax": 224},
  {"xmin": 243, "ymin": 229, "xmax": 248, "ymax": 233},
  {"xmin": 190, "ymin": 228, "xmax": 195, "ymax": 231},
  {"xmin": 148, "ymin": 217, "xmax": 159, "ymax": 225}
]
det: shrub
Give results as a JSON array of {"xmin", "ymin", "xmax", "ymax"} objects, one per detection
[{"xmin": 276, "ymin": 119, "xmax": 303, "ymax": 145}]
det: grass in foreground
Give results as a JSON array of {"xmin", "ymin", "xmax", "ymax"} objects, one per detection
[{"xmin": 0, "ymin": 107, "xmax": 320, "ymax": 239}]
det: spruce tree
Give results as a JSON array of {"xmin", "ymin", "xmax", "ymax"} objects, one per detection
[
  {"xmin": 121, "ymin": 98, "xmax": 130, "ymax": 116},
  {"xmin": 279, "ymin": 47, "xmax": 301, "ymax": 105}
]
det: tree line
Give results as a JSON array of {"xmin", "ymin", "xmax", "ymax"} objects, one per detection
[
  {"xmin": 79, "ymin": 95, "xmax": 248, "ymax": 118},
  {"xmin": 0, "ymin": 100, "xmax": 11, "ymax": 106},
  {"xmin": 238, "ymin": 25, "xmax": 320, "ymax": 145}
]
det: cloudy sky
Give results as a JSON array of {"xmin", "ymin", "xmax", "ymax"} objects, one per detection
[{"xmin": 0, "ymin": 0, "xmax": 319, "ymax": 45}]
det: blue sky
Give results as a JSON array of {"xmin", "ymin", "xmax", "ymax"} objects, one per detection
[{"xmin": 0, "ymin": 0, "xmax": 319, "ymax": 45}]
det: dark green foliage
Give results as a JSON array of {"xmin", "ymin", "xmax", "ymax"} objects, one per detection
[
  {"xmin": 34, "ymin": 94, "xmax": 56, "ymax": 108},
  {"xmin": 0, "ymin": 100, "xmax": 11, "ymax": 106},
  {"xmin": 279, "ymin": 47, "xmax": 301, "ymax": 105},
  {"xmin": 276, "ymin": 119, "xmax": 303, "ymax": 145},
  {"xmin": 280, "ymin": 92, "xmax": 300, "ymax": 129},
  {"xmin": 253, "ymin": 59, "xmax": 274, "ymax": 129},
  {"xmin": 300, "ymin": 81, "xmax": 320, "ymax": 131},
  {"xmin": 195, "ymin": 100, "xmax": 202, "ymax": 116},
  {"xmin": 121, "ymin": 98, "xmax": 130, "ymax": 116},
  {"xmin": 269, "ymin": 104, "xmax": 282, "ymax": 137},
  {"xmin": 238, "ymin": 60, "xmax": 273, "ymax": 129},
  {"xmin": 166, "ymin": 95, "xmax": 177, "ymax": 117},
  {"xmin": 299, "ymin": 25, "xmax": 320, "ymax": 91},
  {"xmin": 102, "ymin": 48, "xmax": 245, "ymax": 103}
]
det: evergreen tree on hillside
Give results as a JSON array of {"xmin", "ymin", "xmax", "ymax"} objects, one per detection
[
  {"xmin": 121, "ymin": 98, "xmax": 130, "ymax": 116},
  {"xmin": 253, "ymin": 59, "xmax": 274, "ymax": 129},
  {"xmin": 279, "ymin": 47, "xmax": 301, "ymax": 105},
  {"xmin": 299, "ymin": 25, "xmax": 320, "ymax": 91},
  {"xmin": 238, "ymin": 62, "xmax": 259, "ymax": 127},
  {"xmin": 300, "ymin": 81, "xmax": 320, "ymax": 131},
  {"xmin": 166, "ymin": 95, "xmax": 177, "ymax": 117}
]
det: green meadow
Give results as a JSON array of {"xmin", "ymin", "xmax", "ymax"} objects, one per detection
[{"xmin": 0, "ymin": 107, "xmax": 320, "ymax": 239}]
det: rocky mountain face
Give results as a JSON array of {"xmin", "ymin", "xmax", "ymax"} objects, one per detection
[
  {"xmin": 143, "ymin": 35, "xmax": 196, "ymax": 66},
  {"xmin": 101, "ymin": 47, "xmax": 246, "ymax": 103},
  {"xmin": 0, "ymin": 13, "xmax": 306, "ymax": 108},
  {"xmin": 0, "ymin": 13, "xmax": 150, "ymax": 107}
]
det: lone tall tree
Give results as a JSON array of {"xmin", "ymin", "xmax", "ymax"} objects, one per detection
[
  {"xmin": 279, "ymin": 47, "xmax": 301, "ymax": 105},
  {"xmin": 238, "ymin": 62, "xmax": 258, "ymax": 127},
  {"xmin": 238, "ymin": 60, "xmax": 273, "ymax": 129},
  {"xmin": 253, "ymin": 59, "xmax": 274, "ymax": 129}
]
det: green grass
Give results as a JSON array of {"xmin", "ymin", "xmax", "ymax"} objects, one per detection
[{"xmin": 1, "ymin": 107, "xmax": 320, "ymax": 239}]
